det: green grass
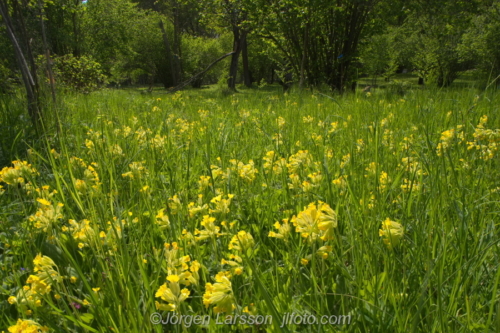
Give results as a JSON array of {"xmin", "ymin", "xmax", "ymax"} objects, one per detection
[{"xmin": 0, "ymin": 84, "xmax": 499, "ymax": 332}]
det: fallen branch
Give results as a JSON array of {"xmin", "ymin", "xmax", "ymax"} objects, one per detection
[{"xmin": 168, "ymin": 51, "xmax": 235, "ymax": 93}]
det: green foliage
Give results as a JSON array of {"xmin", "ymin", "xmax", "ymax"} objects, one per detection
[
  {"xmin": 52, "ymin": 54, "xmax": 107, "ymax": 93},
  {"xmin": 0, "ymin": 61, "xmax": 16, "ymax": 94},
  {"xmin": 181, "ymin": 33, "xmax": 231, "ymax": 87}
]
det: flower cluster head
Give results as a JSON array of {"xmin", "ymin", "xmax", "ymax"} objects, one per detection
[
  {"xmin": 155, "ymin": 209, "xmax": 170, "ymax": 230},
  {"xmin": 268, "ymin": 218, "xmax": 291, "ymax": 240},
  {"xmin": 379, "ymin": 218, "xmax": 404, "ymax": 250},
  {"xmin": 188, "ymin": 194, "xmax": 208, "ymax": 218},
  {"xmin": 195, "ymin": 215, "xmax": 225, "ymax": 242},
  {"xmin": 68, "ymin": 219, "xmax": 96, "ymax": 245},
  {"xmin": 203, "ymin": 273, "xmax": 236, "ymax": 314},
  {"xmin": 163, "ymin": 243, "xmax": 200, "ymax": 286},
  {"xmin": 209, "ymin": 194, "xmax": 234, "ymax": 215},
  {"xmin": 229, "ymin": 159, "xmax": 258, "ymax": 183},
  {"xmin": 122, "ymin": 161, "xmax": 148, "ymax": 178},
  {"xmin": 0, "ymin": 160, "xmax": 37, "ymax": 186},
  {"xmin": 467, "ymin": 115, "xmax": 500, "ymax": 161},
  {"xmin": 291, "ymin": 201, "xmax": 337, "ymax": 242},
  {"xmin": 263, "ymin": 151, "xmax": 287, "ymax": 175},
  {"xmin": 10, "ymin": 254, "xmax": 61, "ymax": 309},
  {"xmin": 287, "ymin": 150, "xmax": 313, "ymax": 173},
  {"xmin": 155, "ymin": 274, "xmax": 191, "ymax": 312},
  {"xmin": 228, "ymin": 230, "xmax": 255, "ymax": 252},
  {"xmin": 7, "ymin": 319, "xmax": 49, "ymax": 333},
  {"xmin": 29, "ymin": 197, "xmax": 64, "ymax": 232}
]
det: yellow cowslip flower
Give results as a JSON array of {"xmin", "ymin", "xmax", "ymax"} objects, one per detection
[
  {"xmin": 303, "ymin": 115, "xmax": 314, "ymax": 123},
  {"xmin": 70, "ymin": 276, "xmax": 78, "ymax": 283},
  {"xmin": 379, "ymin": 218, "xmax": 404, "ymax": 250},
  {"xmin": 36, "ymin": 198, "xmax": 51, "ymax": 206},
  {"xmin": 69, "ymin": 219, "xmax": 95, "ymax": 243},
  {"xmin": 328, "ymin": 122, "xmax": 339, "ymax": 133},
  {"xmin": 203, "ymin": 275, "xmax": 236, "ymax": 314},
  {"xmin": 268, "ymin": 218, "xmax": 291, "ymax": 240},
  {"xmin": 228, "ymin": 231, "xmax": 254, "ymax": 252},
  {"xmin": 292, "ymin": 201, "xmax": 337, "ymax": 242},
  {"xmin": 168, "ymin": 195, "xmax": 182, "ymax": 214},
  {"xmin": 7, "ymin": 319, "xmax": 49, "ymax": 333},
  {"xmin": 276, "ymin": 116, "xmax": 286, "ymax": 128},
  {"xmin": 33, "ymin": 254, "xmax": 56, "ymax": 272},
  {"xmin": 8, "ymin": 296, "xmax": 17, "ymax": 304},
  {"xmin": 300, "ymin": 258, "xmax": 309, "ymax": 265},
  {"xmin": 28, "ymin": 199, "xmax": 64, "ymax": 232},
  {"xmin": 74, "ymin": 179, "xmax": 87, "ymax": 193},
  {"xmin": 195, "ymin": 215, "xmax": 224, "ymax": 242},
  {"xmin": 379, "ymin": 171, "xmax": 389, "ymax": 192},
  {"xmin": 198, "ymin": 175, "xmax": 211, "ymax": 191},
  {"xmin": 155, "ymin": 274, "xmax": 190, "ymax": 311},
  {"xmin": 0, "ymin": 160, "xmax": 37, "ymax": 186},
  {"xmin": 287, "ymin": 150, "xmax": 313, "ymax": 174},
  {"xmin": 288, "ymin": 173, "xmax": 301, "ymax": 190},
  {"xmin": 92, "ymin": 288, "xmax": 100, "ymax": 293},
  {"xmin": 188, "ymin": 196, "xmax": 208, "ymax": 218},
  {"xmin": 155, "ymin": 209, "xmax": 170, "ymax": 230},
  {"xmin": 209, "ymin": 194, "xmax": 234, "ymax": 215},
  {"xmin": 340, "ymin": 153, "xmax": 350, "ymax": 169},
  {"xmin": 316, "ymin": 245, "xmax": 332, "ymax": 259}
]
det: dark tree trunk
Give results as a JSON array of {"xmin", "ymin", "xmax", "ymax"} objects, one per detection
[
  {"xmin": 0, "ymin": 0, "xmax": 41, "ymax": 125},
  {"xmin": 159, "ymin": 19, "xmax": 177, "ymax": 87},
  {"xmin": 228, "ymin": 27, "xmax": 244, "ymax": 90},
  {"xmin": 418, "ymin": 77, "xmax": 424, "ymax": 85},
  {"xmin": 241, "ymin": 33, "xmax": 251, "ymax": 87}
]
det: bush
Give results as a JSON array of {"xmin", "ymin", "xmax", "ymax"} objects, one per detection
[{"xmin": 52, "ymin": 54, "xmax": 107, "ymax": 93}]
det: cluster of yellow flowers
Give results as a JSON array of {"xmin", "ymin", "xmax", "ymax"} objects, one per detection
[
  {"xmin": 292, "ymin": 201, "xmax": 337, "ymax": 242},
  {"xmin": 7, "ymin": 319, "xmax": 49, "ymax": 333},
  {"xmin": 0, "ymin": 160, "xmax": 37, "ymax": 187},
  {"xmin": 155, "ymin": 243, "xmax": 201, "ymax": 311},
  {"xmin": 228, "ymin": 159, "xmax": 258, "ymax": 183},
  {"xmin": 436, "ymin": 126, "xmax": 464, "ymax": 156},
  {"xmin": 9, "ymin": 254, "xmax": 61, "ymax": 311},
  {"xmin": 27, "ymin": 187, "xmax": 64, "ymax": 233},
  {"xmin": 379, "ymin": 218, "xmax": 404, "ymax": 250},
  {"xmin": 467, "ymin": 115, "xmax": 500, "ymax": 161}
]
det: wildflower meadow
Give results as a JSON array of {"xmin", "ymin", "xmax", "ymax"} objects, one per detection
[{"xmin": 1, "ymin": 85, "xmax": 499, "ymax": 332}]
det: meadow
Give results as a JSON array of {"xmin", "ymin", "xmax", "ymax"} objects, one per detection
[{"xmin": 0, "ymin": 83, "xmax": 499, "ymax": 332}]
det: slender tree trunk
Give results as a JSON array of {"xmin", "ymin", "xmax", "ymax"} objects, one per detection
[
  {"xmin": 228, "ymin": 27, "xmax": 244, "ymax": 90},
  {"xmin": 159, "ymin": 19, "xmax": 177, "ymax": 87},
  {"xmin": 241, "ymin": 33, "xmax": 251, "ymax": 87},
  {"xmin": 0, "ymin": 0, "xmax": 41, "ymax": 125}
]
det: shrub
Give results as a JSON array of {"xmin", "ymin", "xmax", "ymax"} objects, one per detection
[{"xmin": 52, "ymin": 54, "xmax": 107, "ymax": 93}]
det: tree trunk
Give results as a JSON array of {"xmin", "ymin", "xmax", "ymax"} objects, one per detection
[
  {"xmin": 159, "ymin": 19, "xmax": 177, "ymax": 87},
  {"xmin": 0, "ymin": 0, "xmax": 41, "ymax": 125},
  {"xmin": 228, "ymin": 27, "xmax": 243, "ymax": 90},
  {"xmin": 241, "ymin": 33, "xmax": 251, "ymax": 87}
]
